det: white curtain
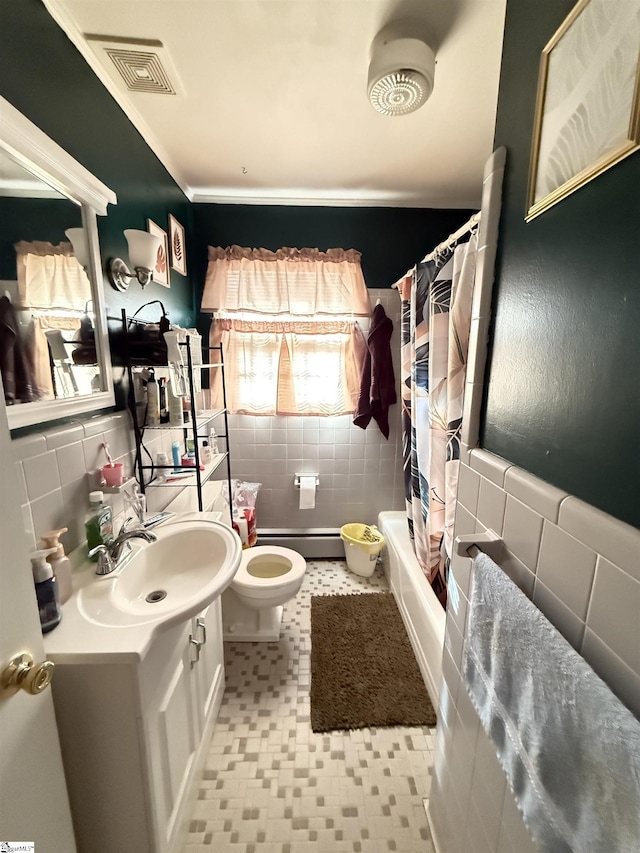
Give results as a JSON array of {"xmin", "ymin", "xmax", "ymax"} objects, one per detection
[
  {"xmin": 203, "ymin": 247, "xmax": 370, "ymax": 416},
  {"xmin": 202, "ymin": 246, "xmax": 371, "ymax": 317},
  {"xmin": 15, "ymin": 240, "xmax": 91, "ymax": 312}
]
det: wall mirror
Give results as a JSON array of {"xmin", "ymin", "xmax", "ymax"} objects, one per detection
[{"xmin": 0, "ymin": 96, "xmax": 117, "ymax": 430}]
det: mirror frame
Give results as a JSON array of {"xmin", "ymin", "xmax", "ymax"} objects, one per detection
[{"xmin": 0, "ymin": 96, "xmax": 117, "ymax": 429}]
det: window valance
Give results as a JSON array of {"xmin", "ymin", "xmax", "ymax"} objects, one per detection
[
  {"xmin": 201, "ymin": 245, "xmax": 371, "ymax": 317},
  {"xmin": 15, "ymin": 240, "xmax": 91, "ymax": 313}
]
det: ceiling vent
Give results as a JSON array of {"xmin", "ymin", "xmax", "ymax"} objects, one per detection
[
  {"xmin": 84, "ymin": 35, "xmax": 180, "ymax": 95},
  {"xmin": 368, "ymin": 37, "xmax": 435, "ymax": 116}
]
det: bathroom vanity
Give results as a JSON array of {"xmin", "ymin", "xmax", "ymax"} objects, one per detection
[{"xmin": 44, "ymin": 513, "xmax": 241, "ymax": 853}]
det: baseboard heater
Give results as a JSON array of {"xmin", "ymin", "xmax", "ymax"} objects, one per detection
[{"xmin": 257, "ymin": 528, "xmax": 344, "ymax": 560}]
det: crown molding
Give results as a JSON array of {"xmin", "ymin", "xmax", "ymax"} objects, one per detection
[{"xmin": 189, "ymin": 188, "xmax": 481, "ymax": 208}]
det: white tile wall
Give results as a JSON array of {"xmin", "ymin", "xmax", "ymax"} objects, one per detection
[
  {"xmin": 13, "ymin": 413, "xmax": 133, "ymax": 555},
  {"xmin": 228, "ymin": 288, "xmax": 405, "ymax": 530},
  {"xmin": 11, "ymin": 410, "xmax": 193, "ymax": 557},
  {"xmin": 428, "ymin": 448, "xmax": 640, "ymax": 853},
  {"xmin": 536, "ymin": 521, "xmax": 597, "ymax": 619}
]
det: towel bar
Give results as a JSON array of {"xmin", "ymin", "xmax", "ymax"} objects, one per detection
[{"xmin": 454, "ymin": 529, "xmax": 502, "ymax": 556}]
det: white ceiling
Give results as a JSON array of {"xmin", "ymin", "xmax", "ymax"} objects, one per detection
[{"xmin": 44, "ymin": 0, "xmax": 507, "ymax": 208}]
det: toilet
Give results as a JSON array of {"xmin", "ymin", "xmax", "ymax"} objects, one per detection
[{"xmin": 221, "ymin": 545, "xmax": 306, "ymax": 641}]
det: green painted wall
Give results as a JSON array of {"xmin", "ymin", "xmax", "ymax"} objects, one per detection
[
  {"xmin": 0, "ymin": 197, "xmax": 82, "ymax": 280},
  {"xmin": 1, "ymin": 0, "xmax": 479, "ymax": 429},
  {"xmin": 1, "ymin": 0, "xmax": 474, "ymax": 317},
  {"xmin": 484, "ymin": 0, "xmax": 640, "ymax": 528},
  {"xmin": 192, "ymin": 204, "xmax": 475, "ymax": 294},
  {"xmin": 0, "ymin": 0, "xmax": 196, "ymax": 330}
]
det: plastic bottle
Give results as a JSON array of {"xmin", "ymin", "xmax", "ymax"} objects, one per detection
[
  {"xmin": 39, "ymin": 527, "xmax": 72, "ymax": 604},
  {"xmin": 156, "ymin": 451, "xmax": 169, "ymax": 483},
  {"xmin": 208, "ymin": 429, "xmax": 219, "ymax": 454},
  {"xmin": 146, "ymin": 369, "xmax": 160, "ymax": 426},
  {"xmin": 200, "ymin": 440, "xmax": 212, "ymax": 465},
  {"xmin": 158, "ymin": 377, "xmax": 169, "ymax": 423},
  {"xmin": 85, "ymin": 490, "xmax": 114, "ymax": 560},
  {"xmin": 30, "ymin": 547, "xmax": 61, "ymax": 633},
  {"xmin": 171, "ymin": 440, "xmax": 182, "ymax": 472},
  {"xmin": 167, "ymin": 382, "xmax": 183, "ymax": 427}
]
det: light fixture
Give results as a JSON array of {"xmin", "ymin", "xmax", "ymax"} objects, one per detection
[
  {"xmin": 368, "ymin": 36, "xmax": 436, "ymax": 116},
  {"xmin": 108, "ymin": 229, "xmax": 162, "ymax": 291},
  {"xmin": 65, "ymin": 227, "xmax": 91, "ymax": 270}
]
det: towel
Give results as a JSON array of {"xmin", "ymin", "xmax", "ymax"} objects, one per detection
[
  {"xmin": 0, "ymin": 295, "xmax": 36, "ymax": 404},
  {"xmin": 463, "ymin": 552, "xmax": 640, "ymax": 853},
  {"xmin": 353, "ymin": 303, "xmax": 396, "ymax": 438}
]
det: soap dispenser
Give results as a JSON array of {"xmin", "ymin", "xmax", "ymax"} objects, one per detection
[
  {"xmin": 39, "ymin": 527, "xmax": 72, "ymax": 604},
  {"xmin": 30, "ymin": 548, "xmax": 61, "ymax": 633},
  {"xmin": 85, "ymin": 490, "xmax": 113, "ymax": 560}
]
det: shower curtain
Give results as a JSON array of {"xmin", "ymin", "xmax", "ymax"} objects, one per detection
[{"xmin": 399, "ymin": 232, "xmax": 478, "ymax": 606}]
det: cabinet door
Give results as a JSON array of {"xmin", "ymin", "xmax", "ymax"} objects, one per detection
[
  {"xmin": 145, "ymin": 623, "xmax": 199, "ymax": 850},
  {"xmin": 192, "ymin": 597, "xmax": 224, "ymax": 733}
]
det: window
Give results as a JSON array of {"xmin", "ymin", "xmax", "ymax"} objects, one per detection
[{"xmin": 202, "ymin": 247, "xmax": 370, "ymax": 416}]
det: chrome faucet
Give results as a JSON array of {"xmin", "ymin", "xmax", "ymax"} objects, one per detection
[{"xmin": 89, "ymin": 520, "xmax": 157, "ymax": 576}]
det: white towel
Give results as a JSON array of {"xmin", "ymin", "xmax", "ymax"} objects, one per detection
[{"xmin": 463, "ymin": 551, "xmax": 640, "ymax": 853}]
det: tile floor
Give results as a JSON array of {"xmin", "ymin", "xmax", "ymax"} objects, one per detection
[{"xmin": 183, "ymin": 559, "xmax": 437, "ymax": 852}]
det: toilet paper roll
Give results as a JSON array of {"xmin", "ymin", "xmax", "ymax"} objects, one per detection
[{"xmin": 299, "ymin": 475, "xmax": 316, "ymax": 509}]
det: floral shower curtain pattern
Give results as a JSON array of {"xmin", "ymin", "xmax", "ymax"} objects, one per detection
[{"xmin": 399, "ymin": 233, "xmax": 478, "ymax": 606}]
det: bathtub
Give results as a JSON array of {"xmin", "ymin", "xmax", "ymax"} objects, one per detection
[{"xmin": 378, "ymin": 511, "xmax": 446, "ymax": 707}]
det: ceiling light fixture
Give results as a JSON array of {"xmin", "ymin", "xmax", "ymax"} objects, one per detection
[
  {"xmin": 368, "ymin": 37, "xmax": 436, "ymax": 116},
  {"xmin": 108, "ymin": 229, "xmax": 162, "ymax": 291}
]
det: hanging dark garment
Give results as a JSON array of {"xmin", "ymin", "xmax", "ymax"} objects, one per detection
[
  {"xmin": 0, "ymin": 295, "xmax": 36, "ymax": 404},
  {"xmin": 353, "ymin": 303, "xmax": 396, "ymax": 439}
]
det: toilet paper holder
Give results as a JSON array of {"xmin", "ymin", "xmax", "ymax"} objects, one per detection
[{"xmin": 294, "ymin": 473, "xmax": 319, "ymax": 487}]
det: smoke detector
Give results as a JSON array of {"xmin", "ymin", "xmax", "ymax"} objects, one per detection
[{"xmin": 368, "ymin": 37, "xmax": 435, "ymax": 116}]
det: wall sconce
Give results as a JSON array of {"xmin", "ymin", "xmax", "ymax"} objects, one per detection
[
  {"xmin": 108, "ymin": 229, "xmax": 162, "ymax": 291},
  {"xmin": 65, "ymin": 228, "xmax": 91, "ymax": 270}
]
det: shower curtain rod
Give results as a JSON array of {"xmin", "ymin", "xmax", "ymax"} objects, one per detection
[
  {"xmin": 421, "ymin": 211, "xmax": 481, "ymax": 264},
  {"xmin": 392, "ymin": 211, "xmax": 481, "ymax": 290}
]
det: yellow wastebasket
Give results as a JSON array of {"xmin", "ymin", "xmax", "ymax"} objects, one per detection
[{"xmin": 340, "ymin": 523, "xmax": 385, "ymax": 578}]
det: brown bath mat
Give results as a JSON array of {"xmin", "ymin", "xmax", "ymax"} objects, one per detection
[{"xmin": 310, "ymin": 592, "xmax": 437, "ymax": 732}]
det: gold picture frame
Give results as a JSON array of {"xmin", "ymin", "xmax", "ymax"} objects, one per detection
[
  {"xmin": 526, "ymin": 0, "xmax": 640, "ymax": 222},
  {"xmin": 168, "ymin": 214, "xmax": 187, "ymax": 276},
  {"xmin": 146, "ymin": 218, "xmax": 169, "ymax": 287}
]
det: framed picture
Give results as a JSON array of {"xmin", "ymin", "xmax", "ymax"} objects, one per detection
[
  {"xmin": 526, "ymin": 0, "xmax": 640, "ymax": 221},
  {"xmin": 168, "ymin": 214, "xmax": 187, "ymax": 276},
  {"xmin": 146, "ymin": 219, "xmax": 169, "ymax": 287}
]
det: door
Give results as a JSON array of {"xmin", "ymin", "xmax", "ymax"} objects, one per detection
[
  {"xmin": 0, "ymin": 377, "xmax": 76, "ymax": 850},
  {"xmin": 145, "ymin": 622, "xmax": 198, "ymax": 850},
  {"xmin": 192, "ymin": 600, "xmax": 224, "ymax": 731}
]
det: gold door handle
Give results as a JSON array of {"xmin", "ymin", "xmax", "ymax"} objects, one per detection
[{"xmin": 1, "ymin": 652, "xmax": 55, "ymax": 698}]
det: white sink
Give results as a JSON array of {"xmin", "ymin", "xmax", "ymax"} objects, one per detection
[{"xmin": 77, "ymin": 517, "xmax": 241, "ymax": 629}]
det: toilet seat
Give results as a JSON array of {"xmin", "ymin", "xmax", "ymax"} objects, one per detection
[{"xmin": 232, "ymin": 545, "xmax": 306, "ymax": 597}]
